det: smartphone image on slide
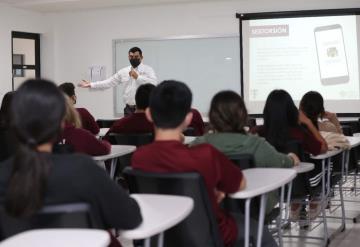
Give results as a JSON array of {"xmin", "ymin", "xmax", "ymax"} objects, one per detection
[{"xmin": 314, "ymin": 24, "xmax": 349, "ymax": 85}]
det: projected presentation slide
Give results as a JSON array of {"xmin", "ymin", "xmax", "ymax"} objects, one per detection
[{"xmin": 242, "ymin": 14, "xmax": 360, "ymax": 113}]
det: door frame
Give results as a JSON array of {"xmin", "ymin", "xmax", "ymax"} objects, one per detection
[{"xmin": 11, "ymin": 31, "xmax": 41, "ymax": 90}]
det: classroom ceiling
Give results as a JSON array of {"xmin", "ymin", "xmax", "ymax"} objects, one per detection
[{"xmin": 0, "ymin": 0, "xmax": 224, "ymax": 12}]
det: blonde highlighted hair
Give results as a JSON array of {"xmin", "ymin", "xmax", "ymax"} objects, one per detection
[{"xmin": 63, "ymin": 94, "xmax": 82, "ymax": 128}]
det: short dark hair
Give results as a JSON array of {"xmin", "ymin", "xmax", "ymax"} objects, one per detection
[
  {"xmin": 263, "ymin": 89, "xmax": 299, "ymax": 152},
  {"xmin": 149, "ymin": 80, "xmax": 192, "ymax": 128},
  {"xmin": 209, "ymin": 91, "xmax": 248, "ymax": 133},
  {"xmin": 58, "ymin": 82, "xmax": 75, "ymax": 97},
  {"xmin": 135, "ymin": 84, "xmax": 156, "ymax": 110},
  {"xmin": 0, "ymin": 91, "xmax": 15, "ymax": 128},
  {"xmin": 300, "ymin": 91, "xmax": 325, "ymax": 129},
  {"xmin": 129, "ymin": 47, "xmax": 142, "ymax": 56}
]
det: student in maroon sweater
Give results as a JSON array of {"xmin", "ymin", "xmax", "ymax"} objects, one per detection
[
  {"xmin": 188, "ymin": 108, "xmax": 205, "ymax": 136},
  {"xmin": 59, "ymin": 82, "xmax": 100, "ymax": 135},
  {"xmin": 106, "ymin": 84, "xmax": 154, "ymax": 135},
  {"xmin": 250, "ymin": 89, "xmax": 326, "ymax": 156},
  {"xmin": 131, "ymin": 80, "xmax": 277, "ymax": 247},
  {"xmin": 251, "ymin": 89, "xmax": 327, "ymax": 221},
  {"xmin": 59, "ymin": 96, "xmax": 111, "ymax": 156}
]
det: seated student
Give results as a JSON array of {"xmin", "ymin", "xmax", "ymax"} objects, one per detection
[
  {"xmin": 251, "ymin": 89, "xmax": 327, "ymax": 220},
  {"xmin": 59, "ymin": 96, "xmax": 111, "ymax": 156},
  {"xmin": 106, "ymin": 84, "xmax": 154, "ymax": 135},
  {"xmin": 300, "ymin": 92, "xmax": 349, "ymax": 200},
  {"xmin": 132, "ymin": 80, "xmax": 277, "ymax": 247},
  {"xmin": 191, "ymin": 90, "xmax": 299, "ymax": 215},
  {"xmin": 188, "ymin": 108, "xmax": 205, "ymax": 136},
  {"xmin": 0, "ymin": 79, "xmax": 142, "ymax": 245},
  {"xmin": 59, "ymin": 82, "xmax": 100, "ymax": 135},
  {"xmin": 251, "ymin": 89, "xmax": 327, "ymax": 155},
  {"xmin": 0, "ymin": 92, "xmax": 18, "ymax": 162},
  {"xmin": 300, "ymin": 91, "xmax": 343, "ymax": 134}
]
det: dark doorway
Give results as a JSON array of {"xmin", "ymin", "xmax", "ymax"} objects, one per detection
[{"xmin": 12, "ymin": 31, "xmax": 40, "ymax": 90}]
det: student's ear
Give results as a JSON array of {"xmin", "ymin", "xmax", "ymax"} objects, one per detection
[
  {"xmin": 145, "ymin": 107, "xmax": 154, "ymax": 123},
  {"xmin": 71, "ymin": 95, "xmax": 77, "ymax": 105},
  {"xmin": 184, "ymin": 111, "xmax": 193, "ymax": 128}
]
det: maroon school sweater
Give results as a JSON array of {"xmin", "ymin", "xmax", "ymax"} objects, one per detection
[
  {"xmin": 189, "ymin": 108, "xmax": 205, "ymax": 136},
  {"xmin": 60, "ymin": 123, "xmax": 111, "ymax": 156},
  {"xmin": 76, "ymin": 108, "xmax": 100, "ymax": 135},
  {"xmin": 106, "ymin": 112, "xmax": 153, "ymax": 135},
  {"xmin": 132, "ymin": 141, "xmax": 243, "ymax": 247}
]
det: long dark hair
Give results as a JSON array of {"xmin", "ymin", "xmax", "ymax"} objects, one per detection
[
  {"xmin": 0, "ymin": 92, "xmax": 15, "ymax": 128},
  {"xmin": 209, "ymin": 91, "xmax": 248, "ymax": 134},
  {"xmin": 263, "ymin": 90, "xmax": 299, "ymax": 152},
  {"xmin": 300, "ymin": 91, "xmax": 324, "ymax": 129},
  {"xmin": 5, "ymin": 79, "xmax": 66, "ymax": 217}
]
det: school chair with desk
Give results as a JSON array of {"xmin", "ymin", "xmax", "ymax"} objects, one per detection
[
  {"xmin": 123, "ymin": 167, "xmax": 224, "ymax": 247},
  {"xmin": 0, "ymin": 229, "xmax": 110, "ymax": 247},
  {"xmin": 96, "ymin": 119, "xmax": 117, "ymax": 128},
  {"xmin": 0, "ymin": 203, "xmax": 99, "ymax": 241}
]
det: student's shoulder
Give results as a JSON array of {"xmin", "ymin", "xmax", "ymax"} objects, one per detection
[
  {"xmin": 72, "ymin": 126, "xmax": 96, "ymax": 137},
  {"xmin": 64, "ymin": 127, "xmax": 96, "ymax": 142},
  {"xmin": 52, "ymin": 153, "xmax": 108, "ymax": 180},
  {"xmin": 242, "ymin": 132, "xmax": 273, "ymax": 152},
  {"xmin": 190, "ymin": 108, "xmax": 202, "ymax": 117},
  {"xmin": 52, "ymin": 153, "xmax": 103, "ymax": 172},
  {"xmin": 246, "ymin": 132, "xmax": 266, "ymax": 142},
  {"xmin": 134, "ymin": 142, "xmax": 156, "ymax": 154},
  {"xmin": 52, "ymin": 153, "xmax": 95, "ymax": 165},
  {"xmin": 0, "ymin": 156, "xmax": 14, "ymax": 171},
  {"xmin": 76, "ymin": 107, "xmax": 88, "ymax": 114},
  {"xmin": 111, "ymin": 116, "xmax": 132, "ymax": 128},
  {"xmin": 131, "ymin": 143, "xmax": 157, "ymax": 163},
  {"xmin": 77, "ymin": 107, "xmax": 94, "ymax": 117},
  {"xmin": 189, "ymin": 142, "xmax": 220, "ymax": 155}
]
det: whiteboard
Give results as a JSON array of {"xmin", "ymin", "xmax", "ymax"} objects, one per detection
[{"xmin": 113, "ymin": 36, "xmax": 241, "ymax": 116}]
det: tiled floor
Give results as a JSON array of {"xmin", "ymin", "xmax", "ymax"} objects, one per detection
[
  {"xmin": 282, "ymin": 199, "xmax": 360, "ymax": 247},
  {"xmin": 119, "ymin": 191, "xmax": 360, "ymax": 247}
]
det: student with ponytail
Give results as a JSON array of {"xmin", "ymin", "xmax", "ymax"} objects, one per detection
[{"xmin": 0, "ymin": 79, "xmax": 141, "ymax": 243}]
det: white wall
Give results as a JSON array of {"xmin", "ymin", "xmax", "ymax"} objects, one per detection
[
  {"xmin": 49, "ymin": 0, "xmax": 360, "ymax": 119},
  {"xmin": 3, "ymin": 0, "xmax": 359, "ymax": 118},
  {"xmin": 0, "ymin": 4, "xmax": 53, "ymax": 98}
]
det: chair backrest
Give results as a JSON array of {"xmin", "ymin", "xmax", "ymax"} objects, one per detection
[
  {"xmin": 247, "ymin": 118, "xmax": 257, "ymax": 128},
  {"xmin": 123, "ymin": 167, "xmax": 223, "ymax": 247},
  {"xmin": 107, "ymin": 133, "xmax": 153, "ymax": 147},
  {"xmin": 227, "ymin": 153, "xmax": 255, "ymax": 169},
  {"xmin": 96, "ymin": 119, "xmax": 116, "ymax": 128},
  {"xmin": 341, "ymin": 120, "xmax": 360, "ymax": 133},
  {"xmin": 0, "ymin": 203, "xmax": 99, "ymax": 240},
  {"xmin": 341, "ymin": 124, "xmax": 353, "ymax": 136},
  {"xmin": 52, "ymin": 143, "xmax": 74, "ymax": 154},
  {"xmin": 223, "ymin": 154, "xmax": 257, "ymax": 215},
  {"xmin": 183, "ymin": 127, "xmax": 196, "ymax": 136},
  {"xmin": 285, "ymin": 139, "xmax": 309, "ymax": 161}
]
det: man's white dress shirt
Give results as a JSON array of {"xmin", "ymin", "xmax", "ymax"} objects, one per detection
[{"xmin": 90, "ymin": 63, "xmax": 157, "ymax": 105}]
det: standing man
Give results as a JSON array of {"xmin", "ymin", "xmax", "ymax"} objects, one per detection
[{"xmin": 78, "ymin": 47, "xmax": 157, "ymax": 116}]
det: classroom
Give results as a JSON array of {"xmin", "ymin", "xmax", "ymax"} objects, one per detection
[{"xmin": 1, "ymin": 0, "xmax": 360, "ymax": 247}]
